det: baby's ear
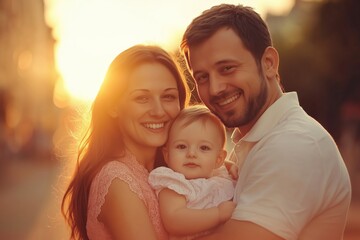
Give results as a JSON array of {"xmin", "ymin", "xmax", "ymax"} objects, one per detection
[{"xmin": 215, "ymin": 149, "xmax": 227, "ymax": 168}]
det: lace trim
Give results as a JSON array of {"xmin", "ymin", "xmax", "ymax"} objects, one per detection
[{"xmin": 87, "ymin": 156, "xmax": 167, "ymax": 239}]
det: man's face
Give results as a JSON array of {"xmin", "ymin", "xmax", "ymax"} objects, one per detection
[{"xmin": 188, "ymin": 27, "xmax": 268, "ymax": 129}]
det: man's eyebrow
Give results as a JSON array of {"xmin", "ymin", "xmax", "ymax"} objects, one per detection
[
  {"xmin": 192, "ymin": 59, "xmax": 237, "ymax": 76},
  {"xmin": 215, "ymin": 59, "xmax": 238, "ymax": 65}
]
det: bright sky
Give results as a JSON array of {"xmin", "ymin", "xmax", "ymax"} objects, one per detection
[{"xmin": 44, "ymin": 0, "xmax": 295, "ymax": 105}]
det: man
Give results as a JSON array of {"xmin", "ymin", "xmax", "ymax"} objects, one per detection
[{"xmin": 180, "ymin": 4, "xmax": 351, "ymax": 240}]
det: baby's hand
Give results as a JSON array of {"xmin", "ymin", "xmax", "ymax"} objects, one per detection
[
  {"xmin": 218, "ymin": 201, "xmax": 236, "ymax": 223},
  {"xmin": 224, "ymin": 161, "xmax": 239, "ymax": 180}
]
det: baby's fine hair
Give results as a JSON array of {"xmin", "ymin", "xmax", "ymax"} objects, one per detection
[{"xmin": 169, "ymin": 105, "xmax": 227, "ymax": 147}]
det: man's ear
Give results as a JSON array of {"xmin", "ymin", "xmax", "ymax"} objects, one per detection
[
  {"xmin": 261, "ymin": 46, "xmax": 279, "ymax": 80},
  {"xmin": 215, "ymin": 149, "xmax": 227, "ymax": 168}
]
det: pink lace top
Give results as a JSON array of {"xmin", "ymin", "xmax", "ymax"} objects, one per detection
[{"xmin": 86, "ymin": 154, "xmax": 168, "ymax": 240}]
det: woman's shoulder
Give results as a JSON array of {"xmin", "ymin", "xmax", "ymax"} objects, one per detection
[
  {"xmin": 89, "ymin": 158, "xmax": 146, "ymax": 212},
  {"xmin": 91, "ymin": 160, "xmax": 130, "ymax": 193},
  {"xmin": 87, "ymin": 159, "xmax": 144, "ymax": 238},
  {"xmin": 100, "ymin": 160, "xmax": 131, "ymax": 174},
  {"xmin": 98, "ymin": 154, "xmax": 145, "ymax": 178}
]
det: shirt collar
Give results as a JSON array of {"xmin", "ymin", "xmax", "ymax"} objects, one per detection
[{"xmin": 231, "ymin": 92, "xmax": 300, "ymax": 143}]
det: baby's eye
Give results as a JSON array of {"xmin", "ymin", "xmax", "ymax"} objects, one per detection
[
  {"xmin": 175, "ymin": 144, "xmax": 187, "ymax": 149},
  {"xmin": 200, "ymin": 145, "xmax": 211, "ymax": 151}
]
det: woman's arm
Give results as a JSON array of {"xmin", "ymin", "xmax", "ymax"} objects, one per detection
[
  {"xmin": 99, "ymin": 178, "xmax": 158, "ymax": 240},
  {"xmin": 158, "ymin": 188, "xmax": 235, "ymax": 236}
]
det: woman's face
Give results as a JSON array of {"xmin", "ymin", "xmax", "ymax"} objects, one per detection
[{"xmin": 116, "ymin": 62, "xmax": 181, "ymax": 154}]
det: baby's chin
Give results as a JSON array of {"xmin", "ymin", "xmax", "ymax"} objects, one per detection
[{"xmin": 183, "ymin": 173, "xmax": 211, "ymax": 180}]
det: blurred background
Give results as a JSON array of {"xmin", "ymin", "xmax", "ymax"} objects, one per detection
[{"xmin": 0, "ymin": 0, "xmax": 359, "ymax": 239}]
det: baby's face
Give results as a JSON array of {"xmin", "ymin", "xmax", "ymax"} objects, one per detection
[{"xmin": 164, "ymin": 119, "xmax": 225, "ymax": 179}]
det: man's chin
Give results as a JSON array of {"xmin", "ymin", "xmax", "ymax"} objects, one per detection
[
  {"xmin": 221, "ymin": 115, "xmax": 243, "ymax": 128},
  {"xmin": 211, "ymin": 111, "xmax": 238, "ymax": 128}
]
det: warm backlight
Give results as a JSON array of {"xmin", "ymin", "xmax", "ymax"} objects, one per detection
[{"xmin": 45, "ymin": 0, "xmax": 294, "ymax": 103}]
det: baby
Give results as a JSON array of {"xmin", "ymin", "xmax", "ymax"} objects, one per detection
[{"xmin": 149, "ymin": 105, "xmax": 236, "ymax": 239}]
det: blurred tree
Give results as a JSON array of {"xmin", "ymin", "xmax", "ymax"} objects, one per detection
[
  {"xmin": 275, "ymin": 0, "xmax": 360, "ymax": 140},
  {"xmin": 310, "ymin": 0, "xmax": 360, "ymax": 138}
]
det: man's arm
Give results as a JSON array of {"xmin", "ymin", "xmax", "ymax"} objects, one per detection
[{"xmin": 195, "ymin": 219, "xmax": 284, "ymax": 240}]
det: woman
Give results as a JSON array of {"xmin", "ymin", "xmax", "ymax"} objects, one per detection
[{"xmin": 61, "ymin": 45, "xmax": 190, "ymax": 240}]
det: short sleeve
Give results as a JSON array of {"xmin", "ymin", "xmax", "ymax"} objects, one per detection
[
  {"xmin": 232, "ymin": 133, "xmax": 330, "ymax": 240},
  {"xmin": 87, "ymin": 161, "xmax": 144, "ymax": 239},
  {"xmin": 148, "ymin": 167, "xmax": 197, "ymax": 201}
]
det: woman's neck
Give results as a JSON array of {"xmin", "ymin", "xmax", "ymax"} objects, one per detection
[{"xmin": 125, "ymin": 145, "xmax": 157, "ymax": 172}]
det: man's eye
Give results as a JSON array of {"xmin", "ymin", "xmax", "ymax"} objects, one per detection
[
  {"xmin": 222, "ymin": 66, "xmax": 235, "ymax": 73},
  {"xmin": 195, "ymin": 74, "xmax": 209, "ymax": 84}
]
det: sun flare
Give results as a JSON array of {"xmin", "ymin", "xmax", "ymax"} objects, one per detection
[{"xmin": 45, "ymin": 0, "xmax": 294, "ymax": 104}]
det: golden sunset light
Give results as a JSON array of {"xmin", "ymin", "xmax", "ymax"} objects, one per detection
[
  {"xmin": 2, "ymin": 1, "xmax": 359, "ymax": 239},
  {"xmin": 44, "ymin": 0, "xmax": 295, "ymax": 103}
]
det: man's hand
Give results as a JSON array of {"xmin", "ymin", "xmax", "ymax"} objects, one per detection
[{"xmin": 217, "ymin": 201, "xmax": 236, "ymax": 223}]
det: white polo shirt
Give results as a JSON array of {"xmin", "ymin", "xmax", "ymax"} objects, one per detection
[{"xmin": 231, "ymin": 92, "xmax": 351, "ymax": 240}]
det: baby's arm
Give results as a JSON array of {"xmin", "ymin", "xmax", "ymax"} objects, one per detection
[{"xmin": 158, "ymin": 188, "xmax": 236, "ymax": 236}]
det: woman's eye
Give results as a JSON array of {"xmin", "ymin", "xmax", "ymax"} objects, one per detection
[
  {"xmin": 134, "ymin": 96, "xmax": 148, "ymax": 103},
  {"xmin": 163, "ymin": 94, "xmax": 178, "ymax": 101}
]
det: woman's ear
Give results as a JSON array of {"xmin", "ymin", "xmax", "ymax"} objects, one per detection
[
  {"xmin": 262, "ymin": 46, "xmax": 279, "ymax": 80},
  {"xmin": 215, "ymin": 149, "xmax": 227, "ymax": 168},
  {"xmin": 108, "ymin": 106, "xmax": 119, "ymax": 118}
]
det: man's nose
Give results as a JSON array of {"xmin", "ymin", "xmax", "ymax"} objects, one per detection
[{"xmin": 209, "ymin": 76, "xmax": 226, "ymax": 96}]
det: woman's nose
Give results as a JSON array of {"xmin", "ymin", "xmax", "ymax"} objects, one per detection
[{"xmin": 149, "ymin": 99, "xmax": 166, "ymax": 117}]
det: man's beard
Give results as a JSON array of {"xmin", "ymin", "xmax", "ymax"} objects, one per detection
[{"xmin": 214, "ymin": 74, "xmax": 268, "ymax": 129}]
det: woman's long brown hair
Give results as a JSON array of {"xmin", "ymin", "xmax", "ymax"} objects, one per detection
[{"xmin": 61, "ymin": 45, "xmax": 190, "ymax": 239}]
